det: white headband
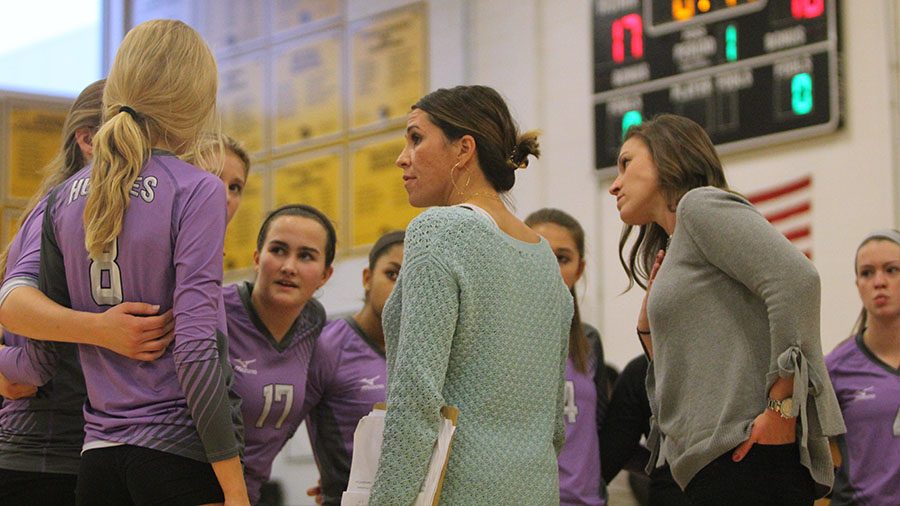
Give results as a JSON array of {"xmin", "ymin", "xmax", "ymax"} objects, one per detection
[{"xmin": 858, "ymin": 229, "xmax": 900, "ymax": 250}]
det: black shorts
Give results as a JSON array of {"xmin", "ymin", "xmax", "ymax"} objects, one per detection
[
  {"xmin": 76, "ymin": 445, "xmax": 224, "ymax": 506},
  {"xmin": 0, "ymin": 467, "xmax": 77, "ymax": 506}
]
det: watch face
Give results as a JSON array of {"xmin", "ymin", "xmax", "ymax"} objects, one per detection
[{"xmin": 781, "ymin": 398, "xmax": 794, "ymax": 417}]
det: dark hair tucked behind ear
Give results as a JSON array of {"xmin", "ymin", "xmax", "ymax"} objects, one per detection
[
  {"xmin": 256, "ymin": 204, "xmax": 337, "ymax": 268},
  {"xmin": 413, "ymin": 85, "xmax": 539, "ymax": 192}
]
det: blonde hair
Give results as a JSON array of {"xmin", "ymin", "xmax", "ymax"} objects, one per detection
[
  {"xmin": 0, "ymin": 79, "xmax": 105, "ymax": 274},
  {"xmin": 83, "ymin": 19, "xmax": 218, "ymax": 259},
  {"xmin": 187, "ymin": 133, "xmax": 251, "ymax": 178}
]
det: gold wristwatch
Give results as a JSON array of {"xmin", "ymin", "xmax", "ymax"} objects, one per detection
[{"xmin": 766, "ymin": 397, "xmax": 796, "ymax": 419}]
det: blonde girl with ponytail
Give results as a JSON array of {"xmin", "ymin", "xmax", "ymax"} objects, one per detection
[{"xmin": 0, "ymin": 19, "xmax": 247, "ymax": 506}]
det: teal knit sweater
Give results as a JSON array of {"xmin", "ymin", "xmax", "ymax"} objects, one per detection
[{"xmin": 370, "ymin": 206, "xmax": 573, "ymax": 505}]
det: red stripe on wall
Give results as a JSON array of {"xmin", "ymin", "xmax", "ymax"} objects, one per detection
[
  {"xmin": 783, "ymin": 226, "xmax": 811, "ymax": 242},
  {"xmin": 747, "ymin": 177, "xmax": 811, "ymax": 204},
  {"xmin": 764, "ymin": 202, "xmax": 811, "ymax": 224}
]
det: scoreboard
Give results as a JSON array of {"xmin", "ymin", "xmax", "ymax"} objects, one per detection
[{"xmin": 593, "ymin": 0, "xmax": 840, "ymax": 170}]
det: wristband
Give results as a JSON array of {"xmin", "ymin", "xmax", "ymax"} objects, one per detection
[{"xmin": 636, "ymin": 328, "xmax": 652, "ymax": 360}]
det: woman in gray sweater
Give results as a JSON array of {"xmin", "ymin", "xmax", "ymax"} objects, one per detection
[{"xmin": 608, "ymin": 114, "xmax": 845, "ymax": 506}]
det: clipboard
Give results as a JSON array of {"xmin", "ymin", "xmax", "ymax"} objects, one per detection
[{"xmin": 341, "ymin": 403, "xmax": 459, "ymax": 506}]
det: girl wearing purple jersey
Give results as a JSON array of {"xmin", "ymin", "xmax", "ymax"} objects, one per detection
[
  {"xmin": 224, "ymin": 204, "xmax": 334, "ymax": 504},
  {"xmin": 0, "ymin": 130, "xmax": 250, "ymax": 505},
  {"xmin": 525, "ymin": 208, "xmax": 608, "ymax": 506},
  {"xmin": 0, "ymin": 20, "xmax": 248, "ymax": 506},
  {"xmin": 0, "ymin": 77, "xmax": 175, "ymax": 364},
  {"xmin": 304, "ymin": 230, "xmax": 404, "ymax": 505},
  {"xmin": 826, "ymin": 230, "xmax": 900, "ymax": 506}
]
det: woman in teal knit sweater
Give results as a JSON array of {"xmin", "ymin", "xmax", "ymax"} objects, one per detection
[{"xmin": 369, "ymin": 85, "xmax": 574, "ymax": 505}]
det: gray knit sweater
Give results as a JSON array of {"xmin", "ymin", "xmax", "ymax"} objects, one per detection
[{"xmin": 645, "ymin": 187, "xmax": 845, "ymax": 495}]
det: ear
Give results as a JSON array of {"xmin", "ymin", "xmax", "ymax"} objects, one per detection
[
  {"xmin": 362, "ymin": 267, "xmax": 373, "ymax": 292},
  {"xmin": 575, "ymin": 258, "xmax": 586, "ymax": 282},
  {"xmin": 253, "ymin": 249, "xmax": 260, "ymax": 273},
  {"xmin": 321, "ymin": 265, "xmax": 335, "ymax": 285},
  {"xmin": 456, "ymin": 134, "xmax": 477, "ymax": 167},
  {"xmin": 74, "ymin": 127, "xmax": 94, "ymax": 159}
]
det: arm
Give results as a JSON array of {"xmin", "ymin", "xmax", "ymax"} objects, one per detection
[
  {"xmin": 679, "ymin": 189, "xmax": 842, "ymax": 455},
  {"xmin": 370, "ymin": 220, "xmax": 458, "ymax": 505},
  {"xmin": 584, "ymin": 325, "xmax": 609, "ymax": 424},
  {"xmin": 211, "ymin": 457, "xmax": 250, "ymax": 506},
  {"xmin": 0, "ymin": 286, "xmax": 173, "ymax": 361},
  {"xmin": 171, "ymin": 178, "xmax": 245, "ymax": 503},
  {"xmin": 0, "ymin": 369, "xmax": 37, "ymax": 399},
  {"xmin": 0, "ymin": 339, "xmax": 58, "ymax": 386},
  {"xmin": 679, "ymin": 189, "xmax": 814, "ymax": 390},
  {"xmin": 0, "ymin": 188, "xmax": 173, "ymax": 360},
  {"xmin": 600, "ymin": 356, "xmax": 652, "ymax": 483},
  {"xmin": 553, "ymin": 326, "xmax": 569, "ymax": 456}
]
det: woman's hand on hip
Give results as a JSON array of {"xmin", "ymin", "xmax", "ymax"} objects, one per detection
[{"xmin": 732, "ymin": 409, "xmax": 797, "ymax": 462}]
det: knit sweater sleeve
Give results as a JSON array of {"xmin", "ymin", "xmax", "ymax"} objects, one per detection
[
  {"xmin": 370, "ymin": 212, "xmax": 459, "ymax": 505},
  {"xmin": 553, "ymin": 330, "xmax": 568, "ymax": 456},
  {"xmin": 678, "ymin": 188, "xmax": 845, "ymax": 440}
]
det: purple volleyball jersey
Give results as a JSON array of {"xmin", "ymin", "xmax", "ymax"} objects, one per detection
[
  {"xmin": 304, "ymin": 318, "xmax": 387, "ymax": 505},
  {"xmin": 559, "ymin": 356, "xmax": 604, "ymax": 506},
  {"xmin": 224, "ymin": 282, "xmax": 325, "ymax": 504},
  {"xmin": 39, "ymin": 154, "xmax": 238, "ymax": 464},
  {"xmin": 0, "ymin": 199, "xmax": 85, "ymax": 475},
  {"xmin": 826, "ymin": 334, "xmax": 900, "ymax": 506}
]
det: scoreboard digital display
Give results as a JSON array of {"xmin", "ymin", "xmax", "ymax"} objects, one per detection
[{"xmin": 593, "ymin": 0, "xmax": 840, "ymax": 170}]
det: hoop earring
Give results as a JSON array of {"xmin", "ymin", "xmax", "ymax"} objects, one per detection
[{"xmin": 449, "ymin": 162, "xmax": 462, "ymax": 194}]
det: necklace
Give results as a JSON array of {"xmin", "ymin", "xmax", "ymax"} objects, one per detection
[{"xmin": 463, "ymin": 191, "xmax": 502, "ymax": 202}]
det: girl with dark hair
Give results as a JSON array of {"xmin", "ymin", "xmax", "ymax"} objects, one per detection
[
  {"xmin": 224, "ymin": 204, "xmax": 334, "ymax": 504},
  {"xmin": 369, "ymin": 85, "xmax": 573, "ymax": 505},
  {"xmin": 609, "ymin": 113, "xmax": 844, "ymax": 506},
  {"xmin": 525, "ymin": 208, "xmax": 608, "ymax": 506},
  {"xmin": 304, "ymin": 230, "xmax": 405, "ymax": 505},
  {"xmin": 826, "ymin": 230, "xmax": 900, "ymax": 505}
]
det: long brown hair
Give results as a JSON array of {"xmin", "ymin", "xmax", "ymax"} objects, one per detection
[
  {"xmin": 83, "ymin": 20, "xmax": 218, "ymax": 259},
  {"xmin": 618, "ymin": 114, "xmax": 729, "ymax": 290},
  {"xmin": 525, "ymin": 208, "xmax": 591, "ymax": 373},
  {"xmin": 0, "ymin": 79, "xmax": 105, "ymax": 274}
]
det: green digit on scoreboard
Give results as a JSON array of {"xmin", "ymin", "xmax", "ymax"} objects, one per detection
[
  {"xmin": 725, "ymin": 25, "xmax": 738, "ymax": 62},
  {"xmin": 791, "ymin": 73, "xmax": 813, "ymax": 115},
  {"xmin": 622, "ymin": 110, "xmax": 643, "ymax": 140}
]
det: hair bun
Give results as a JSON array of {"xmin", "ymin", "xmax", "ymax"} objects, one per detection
[{"xmin": 508, "ymin": 130, "xmax": 541, "ymax": 170}]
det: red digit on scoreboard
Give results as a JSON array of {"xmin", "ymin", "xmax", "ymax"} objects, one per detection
[
  {"xmin": 611, "ymin": 13, "xmax": 644, "ymax": 63},
  {"xmin": 792, "ymin": 0, "xmax": 825, "ymax": 19}
]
